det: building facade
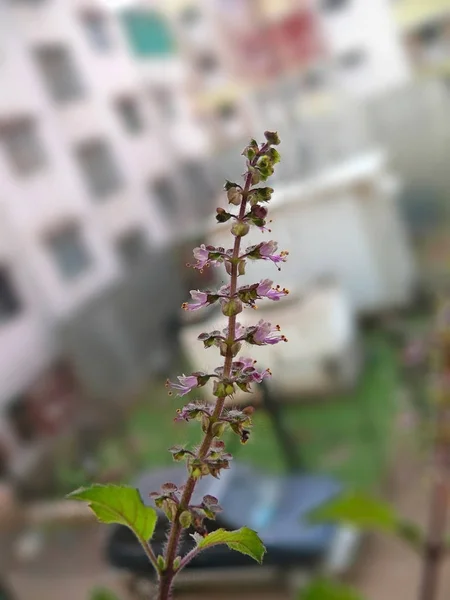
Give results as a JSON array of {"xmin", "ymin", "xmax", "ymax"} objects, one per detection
[{"xmin": 0, "ymin": 0, "xmax": 208, "ymax": 477}]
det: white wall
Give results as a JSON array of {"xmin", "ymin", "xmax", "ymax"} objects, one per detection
[
  {"xmin": 0, "ymin": 0, "xmax": 190, "ymax": 411},
  {"xmin": 318, "ymin": 0, "xmax": 411, "ymax": 98}
]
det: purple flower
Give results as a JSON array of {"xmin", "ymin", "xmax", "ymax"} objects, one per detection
[
  {"xmin": 237, "ymin": 357, "xmax": 257, "ymax": 370},
  {"xmin": 182, "ymin": 290, "xmax": 209, "ymax": 311},
  {"xmin": 256, "ymin": 279, "xmax": 289, "ymax": 301},
  {"xmin": 218, "ymin": 283, "xmax": 230, "ymax": 296},
  {"xmin": 256, "ymin": 279, "xmax": 272, "ymax": 296},
  {"xmin": 266, "ymin": 286, "xmax": 289, "ymax": 301},
  {"xmin": 251, "ymin": 368, "xmax": 272, "ymax": 383},
  {"xmin": 223, "ymin": 322, "xmax": 246, "ymax": 339},
  {"xmin": 259, "ymin": 241, "xmax": 288, "ymax": 267},
  {"xmin": 191, "ymin": 245, "xmax": 224, "ymax": 270},
  {"xmin": 251, "ymin": 320, "xmax": 286, "ymax": 345},
  {"xmin": 166, "ymin": 375, "xmax": 199, "ymax": 396},
  {"xmin": 192, "ymin": 245, "xmax": 211, "ymax": 269},
  {"xmin": 245, "ymin": 241, "xmax": 288, "ymax": 270}
]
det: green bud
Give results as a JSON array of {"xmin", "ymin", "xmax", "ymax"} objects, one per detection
[
  {"xmin": 201, "ymin": 414, "xmax": 210, "ymax": 433},
  {"xmin": 264, "ymin": 130, "xmax": 281, "ymax": 145},
  {"xmin": 224, "ymin": 180, "xmax": 240, "ymax": 191},
  {"xmin": 174, "ymin": 556, "xmax": 181, "ymax": 570},
  {"xmin": 230, "ymin": 341, "xmax": 242, "ymax": 357},
  {"xmin": 212, "ymin": 421, "xmax": 227, "ymax": 437},
  {"xmin": 213, "ymin": 380, "xmax": 227, "ymax": 397},
  {"xmin": 238, "ymin": 260, "xmax": 246, "ymax": 275},
  {"xmin": 249, "ymin": 167, "xmax": 260, "ymax": 185},
  {"xmin": 231, "ymin": 221, "xmax": 250, "ymax": 237},
  {"xmin": 227, "ymin": 187, "xmax": 242, "ymax": 206},
  {"xmin": 242, "ymin": 139, "xmax": 258, "ymax": 160},
  {"xmin": 268, "ymin": 147, "xmax": 281, "ymax": 164},
  {"xmin": 179, "ymin": 510, "xmax": 192, "ymax": 529},
  {"xmin": 216, "ymin": 207, "xmax": 232, "ymax": 223},
  {"xmin": 163, "ymin": 501, "xmax": 177, "ymax": 522},
  {"xmin": 257, "ymin": 156, "xmax": 270, "ymax": 169},
  {"xmin": 249, "ymin": 187, "xmax": 273, "ymax": 205},
  {"xmin": 221, "ymin": 298, "xmax": 243, "ymax": 317},
  {"xmin": 225, "ymin": 383, "xmax": 235, "ymax": 396},
  {"xmin": 157, "ymin": 555, "xmax": 166, "ymax": 572},
  {"xmin": 191, "ymin": 466, "xmax": 202, "ymax": 479}
]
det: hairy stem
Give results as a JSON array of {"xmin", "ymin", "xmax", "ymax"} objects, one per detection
[{"xmin": 156, "ymin": 153, "xmax": 265, "ymax": 599}]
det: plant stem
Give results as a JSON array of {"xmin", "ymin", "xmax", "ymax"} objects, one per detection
[
  {"xmin": 418, "ymin": 462, "xmax": 448, "ymax": 600},
  {"xmin": 156, "ymin": 158, "xmax": 261, "ymax": 599}
]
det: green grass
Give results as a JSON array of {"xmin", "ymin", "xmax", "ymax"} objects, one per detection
[
  {"xmin": 54, "ymin": 331, "xmax": 398, "ymax": 496},
  {"xmin": 112, "ymin": 331, "xmax": 399, "ymax": 491}
]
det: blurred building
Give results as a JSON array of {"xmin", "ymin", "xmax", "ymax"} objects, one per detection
[
  {"xmin": 394, "ymin": 0, "xmax": 450, "ymax": 78},
  {"xmin": 0, "ymin": 0, "xmax": 207, "ymax": 480},
  {"xmin": 157, "ymin": 0, "xmax": 411, "ymax": 183}
]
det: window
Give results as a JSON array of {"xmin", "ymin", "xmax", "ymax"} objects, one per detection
[
  {"xmin": 34, "ymin": 45, "xmax": 85, "ymax": 104},
  {"xmin": 116, "ymin": 229, "xmax": 148, "ymax": 267},
  {"xmin": 82, "ymin": 13, "xmax": 113, "ymax": 52},
  {"xmin": 152, "ymin": 87, "xmax": 176, "ymax": 120},
  {"xmin": 303, "ymin": 68, "xmax": 326, "ymax": 90},
  {"xmin": 75, "ymin": 139, "xmax": 124, "ymax": 199},
  {"xmin": 152, "ymin": 177, "xmax": 178, "ymax": 216},
  {"xmin": 217, "ymin": 102, "xmax": 237, "ymax": 122},
  {"xmin": 321, "ymin": 0, "xmax": 349, "ymax": 11},
  {"xmin": 0, "ymin": 267, "xmax": 22, "ymax": 325},
  {"xmin": 418, "ymin": 23, "xmax": 441, "ymax": 45},
  {"xmin": 0, "ymin": 119, "xmax": 46, "ymax": 176},
  {"xmin": 339, "ymin": 49, "xmax": 366, "ymax": 70},
  {"xmin": 180, "ymin": 6, "xmax": 201, "ymax": 26},
  {"xmin": 45, "ymin": 224, "xmax": 91, "ymax": 280},
  {"xmin": 181, "ymin": 161, "xmax": 214, "ymax": 212},
  {"xmin": 115, "ymin": 97, "xmax": 144, "ymax": 134},
  {"xmin": 197, "ymin": 53, "xmax": 219, "ymax": 74}
]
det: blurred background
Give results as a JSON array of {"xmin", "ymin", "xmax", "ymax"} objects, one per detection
[{"xmin": 1, "ymin": 0, "xmax": 450, "ymax": 598}]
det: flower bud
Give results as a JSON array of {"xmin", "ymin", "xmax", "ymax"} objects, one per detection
[
  {"xmin": 157, "ymin": 555, "xmax": 166, "ymax": 572},
  {"xmin": 238, "ymin": 260, "xmax": 246, "ymax": 276},
  {"xmin": 230, "ymin": 341, "xmax": 242, "ymax": 357},
  {"xmin": 221, "ymin": 298, "xmax": 243, "ymax": 317},
  {"xmin": 264, "ymin": 130, "xmax": 281, "ymax": 145},
  {"xmin": 216, "ymin": 207, "xmax": 232, "ymax": 223},
  {"xmin": 219, "ymin": 341, "xmax": 229, "ymax": 357},
  {"xmin": 164, "ymin": 501, "xmax": 178, "ymax": 522},
  {"xmin": 227, "ymin": 187, "xmax": 242, "ymax": 206},
  {"xmin": 225, "ymin": 383, "xmax": 235, "ymax": 396},
  {"xmin": 201, "ymin": 414, "xmax": 210, "ymax": 433},
  {"xmin": 249, "ymin": 167, "xmax": 260, "ymax": 185},
  {"xmin": 231, "ymin": 221, "xmax": 250, "ymax": 237},
  {"xmin": 251, "ymin": 205, "xmax": 268, "ymax": 219},
  {"xmin": 212, "ymin": 421, "xmax": 227, "ymax": 437},
  {"xmin": 213, "ymin": 380, "xmax": 227, "ymax": 397},
  {"xmin": 179, "ymin": 510, "xmax": 192, "ymax": 529}
]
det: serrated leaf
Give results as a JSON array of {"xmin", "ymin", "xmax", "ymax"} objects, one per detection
[
  {"xmin": 300, "ymin": 577, "xmax": 364, "ymax": 600},
  {"xmin": 67, "ymin": 484, "xmax": 157, "ymax": 542},
  {"xmin": 197, "ymin": 527, "xmax": 266, "ymax": 563}
]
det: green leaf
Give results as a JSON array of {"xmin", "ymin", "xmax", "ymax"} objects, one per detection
[
  {"xmin": 300, "ymin": 577, "xmax": 364, "ymax": 600},
  {"xmin": 197, "ymin": 527, "xmax": 266, "ymax": 563},
  {"xmin": 308, "ymin": 491, "xmax": 423, "ymax": 551},
  {"xmin": 308, "ymin": 491, "xmax": 398, "ymax": 531},
  {"xmin": 90, "ymin": 587, "xmax": 120, "ymax": 600},
  {"xmin": 67, "ymin": 484, "xmax": 157, "ymax": 542}
]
